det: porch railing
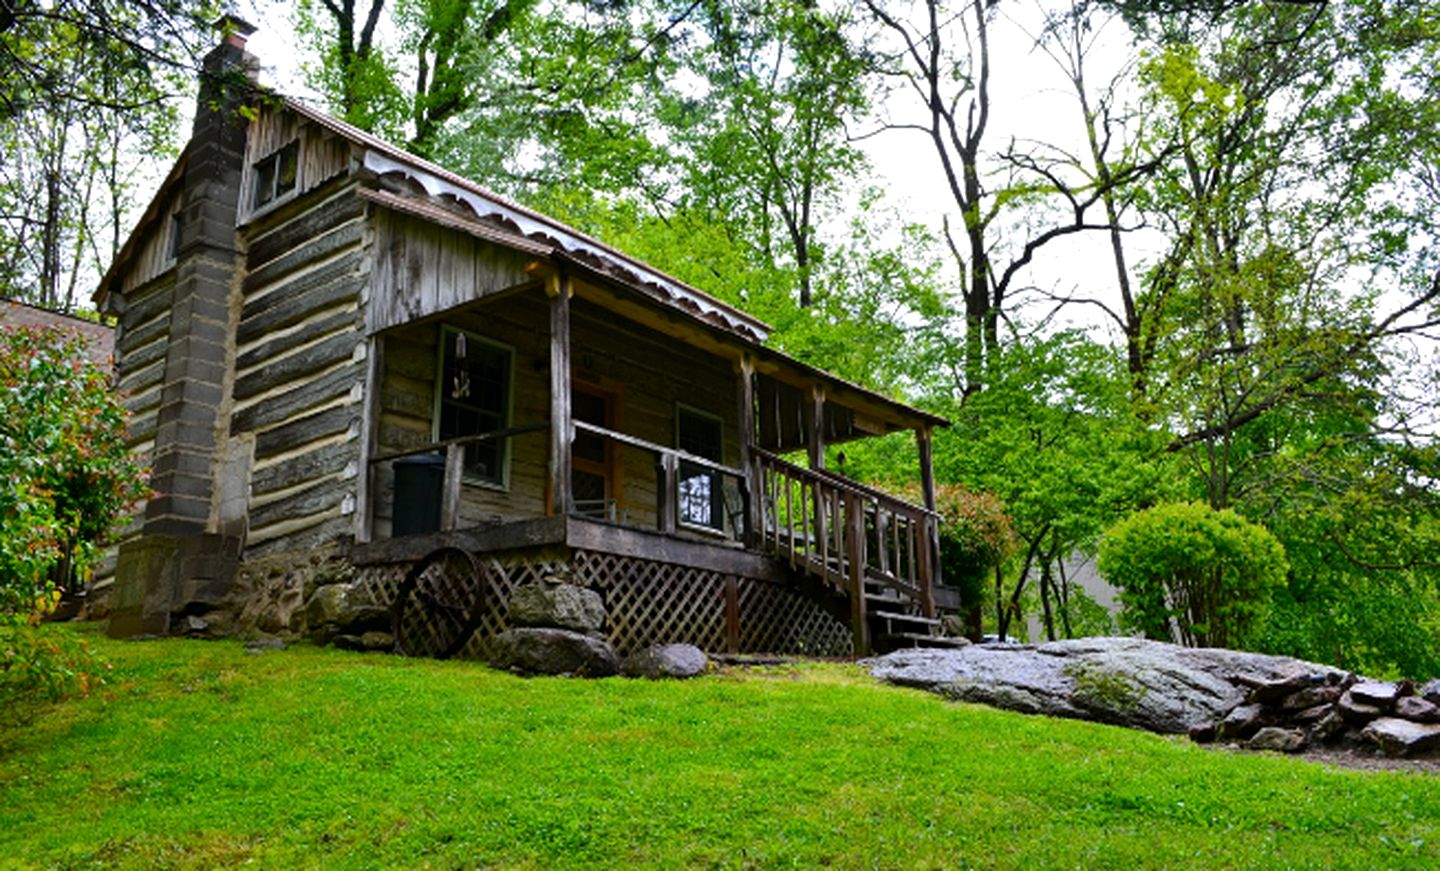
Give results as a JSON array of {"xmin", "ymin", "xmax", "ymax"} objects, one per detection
[
  {"xmin": 752, "ymin": 448, "xmax": 939, "ymax": 618},
  {"xmin": 571, "ymin": 420, "xmax": 749, "ymax": 542}
]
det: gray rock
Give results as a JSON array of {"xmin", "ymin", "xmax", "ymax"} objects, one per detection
[
  {"xmin": 623, "ymin": 643, "xmax": 709, "ymax": 679},
  {"xmin": 1244, "ymin": 671, "xmax": 1320, "ymax": 704},
  {"xmin": 183, "ymin": 615, "xmax": 209, "ymax": 634},
  {"xmin": 244, "ymin": 637, "xmax": 287, "ymax": 652},
  {"xmin": 305, "ymin": 583, "xmax": 389, "ymax": 636},
  {"xmin": 332, "ymin": 632, "xmax": 393, "ymax": 652},
  {"xmin": 1311, "ymin": 710, "xmax": 1348, "ymax": 743},
  {"xmin": 1280, "ymin": 684, "xmax": 1342, "ymax": 711},
  {"xmin": 490, "ymin": 627, "xmax": 619, "ymax": 677},
  {"xmin": 1247, "ymin": 727, "xmax": 1307, "ymax": 753},
  {"xmin": 1216, "ymin": 703, "xmax": 1266, "ymax": 741},
  {"xmin": 871, "ymin": 637, "xmax": 1277, "ymax": 734},
  {"xmin": 1360, "ymin": 718, "xmax": 1440, "ymax": 757},
  {"xmin": 1420, "ymin": 679, "xmax": 1440, "ymax": 706},
  {"xmin": 1337, "ymin": 690, "xmax": 1385, "ymax": 724},
  {"xmin": 1291, "ymin": 703, "xmax": 1334, "ymax": 725},
  {"xmin": 1395, "ymin": 696, "xmax": 1440, "ymax": 723},
  {"xmin": 1348, "ymin": 680, "xmax": 1399, "ymax": 708},
  {"xmin": 507, "ymin": 581, "xmax": 606, "ymax": 634}
]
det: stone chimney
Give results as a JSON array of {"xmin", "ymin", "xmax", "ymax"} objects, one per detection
[{"xmin": 108, "ymin": 17, "xmax": 258, "ymax": 637}]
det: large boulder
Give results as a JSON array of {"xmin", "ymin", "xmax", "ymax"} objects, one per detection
[
  {"xmin": 305, "ymin": 582, "xmax": 389, "ymax": 640},
  {"xmin": 868, "ymin": 637, "xmax": 1345, "ymax": 735},
  {"xmin": 490, "ymin": 627, "xmax": 619, "ymax": 677},
  {"xmin": 507, "ymin": 578, "xmax": 606, "ymax": 635},
  {"xmin": 623, "ymin": 643, "xmax": 709, "ymax": 679}
]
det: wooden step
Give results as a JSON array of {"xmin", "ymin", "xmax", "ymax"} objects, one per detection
[
  {"xmin": 870, "ymin": 610, "xmax": 941, "ymax": 628},
  {"xmin": 879, "ymin": 632, "xmax": 971, "ymax": 650}
]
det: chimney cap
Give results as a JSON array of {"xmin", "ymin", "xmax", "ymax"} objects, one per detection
[{"xmin": 214, "ymin": 13, "xmax": 257, "ymax": 48}]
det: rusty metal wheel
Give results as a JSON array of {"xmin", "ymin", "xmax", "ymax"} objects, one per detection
[{"xmin": 392, "ymin": 547, "xmax": 485, "ymax": 659}]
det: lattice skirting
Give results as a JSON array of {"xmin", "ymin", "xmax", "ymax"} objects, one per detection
[{"xmin": 353, "ymin": 546, "xmax": 852, "ymax": 658}]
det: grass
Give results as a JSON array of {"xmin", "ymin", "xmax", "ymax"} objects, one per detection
[{"xmin": 2, "ymin": 626, "xmax": 1438, "ymax": 869}]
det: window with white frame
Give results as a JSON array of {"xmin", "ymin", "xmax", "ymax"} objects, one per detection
[{"xmin": 676, "ymin": 405, "xmax": 723, "ymax": 531}]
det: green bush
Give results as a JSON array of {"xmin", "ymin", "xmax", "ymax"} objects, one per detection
[
  {"xmin": 1098, "ymin": 502, "xmax": 1287, "ymax": 649},
  {"xmin": 0, "ymin": 325, "xmax": 147, "ymax": 623},
  {"xmin": 892, "ymin": 482, "xmax": 1017, "ymax": 612}
]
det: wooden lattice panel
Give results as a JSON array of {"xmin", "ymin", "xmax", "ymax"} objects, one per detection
[
  {"xmin": 458, "ymin": 549, "xmax": 571, "ymax": 660},
  {"xmin": 574, "ymin": 549, "xmax": 726, "ymax": 655},
  {"xmin": 355, "ymin": 544, "xmax": 850, "ymax": 660},
  {"xmin": 736, "ymin": 577, "xmax": 852, "ymax": 657}
]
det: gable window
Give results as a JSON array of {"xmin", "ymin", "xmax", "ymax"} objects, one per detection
[
  {"xmin": 434, "ymin": 327, "xmax": 512, "ymax": 487},
  {"xmin": 676, "ymin": 405, "xmax": 724, "ymax": 531},
  {"xmin": 253, "ymin": 139, "xmax": 299, "ymax": 209}
]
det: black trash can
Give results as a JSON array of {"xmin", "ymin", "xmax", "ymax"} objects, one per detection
[{"xmin": 392, "ymin": 453, "xmax": 446, "ymax": 536}]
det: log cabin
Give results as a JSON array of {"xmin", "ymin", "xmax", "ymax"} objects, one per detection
[{"xmin": 94, "ymin": 19, "xmax": 954, "ymax": 657}]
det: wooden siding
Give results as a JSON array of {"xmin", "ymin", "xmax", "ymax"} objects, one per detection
[
  {"xmin": 118, "ymin": 187, "xmax": 182, "ymax": 296},
  {"xmin": 367, "ymin": 208, "xmax": 536, "ymax": 334},
  {"xmin": 371, "ymin": 287, "xmax": 740, "ymax": 537},
  {"xmin": 233, "ymin": 183, "xmax": 370, "ymax": 555},
  {"xmin": 236, "ymin": 102, "xmax": 352, "ymax": 221}
]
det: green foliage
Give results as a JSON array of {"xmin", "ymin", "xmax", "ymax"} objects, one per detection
[
  {"xmin": 4, "ymin": 629, "xmax": 1440, "ymax": 867},
  {"xmin": 0, "ymin": 326, "xmax": 147, "ymax": 621},
  {"xmin": 1099, "ymin": 501, "xmax": 1288, "ymax": 648},
  {"xmin": 889, "ymin": 481, "xmax": 1017, "ymax": 611},
  {"xmin": 0, "ymin": 623, "xmax": 108, "ymax": 703}
]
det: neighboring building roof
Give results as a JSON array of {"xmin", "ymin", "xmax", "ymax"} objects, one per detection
[{"xmin": 0, "ymin": 298, "xmax": 115, "ymax": 366}]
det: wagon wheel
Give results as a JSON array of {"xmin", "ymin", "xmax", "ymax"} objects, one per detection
[{"xmin": 392, "ymin": 547, "xmax": 486, "ymax": 659}]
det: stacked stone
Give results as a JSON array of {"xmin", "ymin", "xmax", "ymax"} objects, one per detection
[
  {"xmin": 490, "ymin": 575, "xmax": 619, "ymax": 676},
  {"xmin": 1197, "ymin": 673, "xmax": 1440, "ymax": 757}
]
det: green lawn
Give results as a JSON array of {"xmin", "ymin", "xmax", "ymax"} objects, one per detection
[{"xmin": 2, "ymin": 627, "xmax": 1437, "ymax": 869}]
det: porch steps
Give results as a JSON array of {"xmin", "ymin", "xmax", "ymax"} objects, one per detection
[{"xmin": 869, "ymin": 608, "xmax": 961, "ymax": 654}]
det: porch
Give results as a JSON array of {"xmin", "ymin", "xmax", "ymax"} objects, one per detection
[{"xmin": 350, "ymin": 261, "xmax": 949, "ymax": 656}]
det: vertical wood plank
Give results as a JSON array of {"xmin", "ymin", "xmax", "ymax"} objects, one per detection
[
  {"xmin": 725, "ymin": 574, "xmax": 739, "ymax": 654},
  {"xmin": 846, "ymin": 492, "xmax": 869, "ymax": 656},
  {"xmin": 441, "ymin": 442, "xmax": 464, "ymax": 531},
  {"xmin": 548, "ymin": 276, "xmax": 573, "ymax": 517},
  {"xmin": 735, "ymin": 355, "xmax": 757, "ymax": 547},
  {"xmin": 917, "ymin": 515, "xmax": 936, "ymax": 618},
  {"xmin": 656, "ymin": 451, "xmax": 677, "ymax": 534},
  {"xmin": 807, "ymin": 385, "xmax": 826, "ymax": 470},
  {"xmin": 355, "ymin": 335, "xmax": 383, "ymax": 542}
]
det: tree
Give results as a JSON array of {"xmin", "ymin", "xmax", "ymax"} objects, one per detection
[
  {"xmin": 1098, "ymin": 501, "xmax": 1288, "ymax": 648},
  {"xmin": 0, "ymin": 326, "xmax": 148, "ymax": 617},
  {"xmin": 0, "ymin": 0, "xmax": 208, "ymax": 309}
]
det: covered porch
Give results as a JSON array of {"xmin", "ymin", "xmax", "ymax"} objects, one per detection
[{"xmin": 348, "ymin": 208, "xmax": 948, "ymax": 655}]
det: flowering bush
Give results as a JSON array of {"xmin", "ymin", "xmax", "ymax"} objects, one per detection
[
  {"xmin": 891, "ymin": 481, "xmax": 1017, "ymax": 609},
  {"xmin": 0, "ymin": 325, "xmax": 147, "ymax": 624}
]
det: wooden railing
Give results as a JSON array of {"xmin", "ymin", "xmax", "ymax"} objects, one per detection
[
  {"xmin": 572, "ymin": 420, "xmax": 749, "ymax": 541},
  {"xmin": 369, "ymin": 423, "xmax": 550, "ymax": 533},
  {"xmin": 752, "ymin": 448, "xmax": 940, "ymax": 619}
]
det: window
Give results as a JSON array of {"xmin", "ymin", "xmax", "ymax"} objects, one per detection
[
  {"xmin": 253, "ymin": 140, "xmax": 299, "ymax": 209},
  {"xmin": 434, "ymin": 327, "xmax": 512, "ymax": 487},
  {"xmin": 676, "ymin": 405, "xmax": 723, "ymax": 531}
]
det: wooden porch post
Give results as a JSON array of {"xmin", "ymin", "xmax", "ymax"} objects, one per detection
[
  {"xmin": 916, "ymin": 425, "xmax": 942, "ymax": 614},
  {"xmin": 807, "ymin": 385, "xmax": 826, "ymax": 470},
  {"xmin": 355, "ymin": 335, "xmax": 383, "ymax": 543},
  {"xmin": 846, "ymin": 491, "xmax": 870, "ymax": 656},
  {"xmin": 916, "ymin": 425, "xmax": 937, "ymax": 513},
  {"xmin": 548, "ymin": 275, "xmax": 573, "ymax": 518},
  {"xmin": 735, "ymin": 354, "xmax": 757, "ymax": 546}
]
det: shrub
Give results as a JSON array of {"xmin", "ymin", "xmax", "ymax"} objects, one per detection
[
  {"xmin": 1097, "ymin": 501, "xmax": 1287, "ymax": 649},
  {"xmin": 892, "ymin": 482, "xmax": 1017, "ymax": 612},
  {"xmin": 0, "ymin": 325, "xmax": 147, "ymax": 622}
]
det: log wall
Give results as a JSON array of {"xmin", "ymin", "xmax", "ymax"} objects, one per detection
[
  {"xmin": 230, "ymin": 182, "xmax": 371, "ymax": 555},
  {"xmin": 93, "ymin": 273, "xmax": 177, "ymax": 595}
]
